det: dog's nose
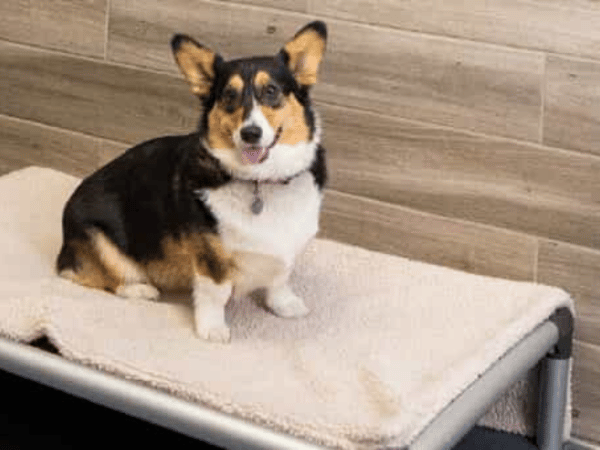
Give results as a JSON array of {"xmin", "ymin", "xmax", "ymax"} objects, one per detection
[{"xmin": 240, "ymin": 125, "xmax": 262, "ymax": 144}]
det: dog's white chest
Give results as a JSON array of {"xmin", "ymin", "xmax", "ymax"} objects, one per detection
[{"xmin": 204, "ymin": 172, "xmax": 321, "ymax": 266}]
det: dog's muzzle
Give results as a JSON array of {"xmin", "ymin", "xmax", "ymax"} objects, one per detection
[{"xmin": 240, "ymin": 127, "xmax": 283, "ymax": 165}]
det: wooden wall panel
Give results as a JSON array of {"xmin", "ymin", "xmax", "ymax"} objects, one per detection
[
  {"xmin": 317, "ymin": 19, "xmax": 544, "ymax": 141},
  {"xmin": 565, "ymin": 439, "xmax": 600, "ymax": 450},
  {"xmin": 572, "ymin": 342, "xmax": 600, "ymax": 443},
  {"xmin": 106, "ymin": 0, "xmax": 544, "ymax": 141},
  {"xmin": 320, "ymin": 103, "xmax": 600, "ymax": 250},
  {"xmin": 0, "ymin": 0, "xmax": 107, "ymax": 58},
  {"xmin": 107, "ymin": 0, "xmax": 233, "ymax": 73},
  {"xmin": 319, "ymin": 190, "xmax": 537, "ymax": 281},
  {"xmin": 544, "ymin": 55, "xmax": 600, "ymax": 157},
  {"xmin": 98, "ymin": 140, "xmax": 129, "ymax": 167},
  {"xmin": 109, "ymin": 0, "xmax": 307, "ymax": 73},
  {"xmin": 538, "ymin": 241, "xmax": 600, "ymax": 347},
  {"xmin": 310, "ymin": 0, "xmax": 600, "ymax": 61},
  {"xmin": 219, "ymin": 0, "xmax": 307, "ymax": 13},
  {"xmin": 0, "ymin": 115, "xmax": 101, "ymax": 177},
  {"xmin": 225, "ymin": 6, "xmax": 309, "ymax": 59},
  {"xmin": 0, "ymin": 41, "xmax": 198, "ymax": 145},
  {"xmin": 107, "ymin": 0, "xmax": 310, "ymax": 71}
]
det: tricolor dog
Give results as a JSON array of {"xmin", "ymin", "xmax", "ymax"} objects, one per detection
[{"xmin": 56, "ymin": 21, "xmax": 328, "ymax": 342}]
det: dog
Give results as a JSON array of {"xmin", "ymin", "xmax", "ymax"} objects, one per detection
[{"xmin": 56, "ymin": 21, "xmax": 327, "ymax": 343}]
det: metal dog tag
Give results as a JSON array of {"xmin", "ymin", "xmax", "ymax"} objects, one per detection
[{"xmin": 251, "ymin": 196, "xmax": 264, "ymax": 215}]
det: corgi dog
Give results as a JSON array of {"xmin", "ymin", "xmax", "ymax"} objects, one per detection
[{"xmin": 56, "ymin": 21, "xmax": 327, "ymax": 343}]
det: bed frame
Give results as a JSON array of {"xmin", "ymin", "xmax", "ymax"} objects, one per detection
[{"xmin": 0, "ymin": 307, "xmax": 573, "ymax": 450}]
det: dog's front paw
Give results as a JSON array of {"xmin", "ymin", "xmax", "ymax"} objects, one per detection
[
  {"xmin": 194, "ymin": 305, "xmax": 231, "ymax": 343},
  {"xmin": 196, "ymin": 322, "xmax": 231, "ymax": 343},
  {"xmin": 266, "ymin": 286, "xmax": 310, "ymax": 318},
  {"xmin": 115, "ymin": 283, "xmax": 160, "ymax": 301}
]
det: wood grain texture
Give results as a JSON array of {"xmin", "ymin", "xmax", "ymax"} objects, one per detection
[
  {"xmin": 97, "ymin": 139, "xmax": 129, "ymax": 167},
  {"xmin": 319, "ymin": 190, "xmax": 537, "ymax": 281},
  {"xmin": 219, "ymin": 0, "xmax": 308, "ymax": 13},
  {"xmin": 572, "ymin": 341, "xmax": 600, "ymax": 443},
  {"xmin": 107, "ymin": 0, "xmax": 233, "ymax": 73},
  {"xmin": 108, "ymin": 0, "xmax": 309, "ymax": 70},
  {"xmin": 0, "ymin": 0, "xmax": 107, "ymax": 58},
  {"xmin": 0, "ymin": 115, "xmax": 101, "ymax": 177},
  {"xmin": 310, "ymin": 0, "xmax": 600, "ymax": 61},
  {"xmin": 566, "ymin": 439, "xmax": 600, "ymax": 450},
  {"xmin": 0, "ymin": 41, "xmax": 198, "ymax": 145},
  {"xmin": 320, "ymin": 102, "xmax": 600, "ymax": 250},
  {"xmin": 316, "ymin": 18, "xmax": 544, "ymax": 141},
  {"xmin": 106, "ymin": 0, "xmax": 544, "ymax": 141},
  {"xmin": 538, "ymin": 241, "xmax": 600, "ymax": 347},
  {"xmin": 225, "ymin": 6, "xmax": 311, "ymax": 59},
  {"xmin": 544, "ymin": 55, "xmax": 600, "ymax": 156}
]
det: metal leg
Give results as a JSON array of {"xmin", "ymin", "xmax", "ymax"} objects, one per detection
[
  {"xmin": 410, "ymin": 321, "xmax": 560, "ymax": 450},
  {"xmin": 537, "ymin": 357, "xmax": 570, "ymax": 450},
  {"xmin": 537, "ymin": 307, "xmax": 574, "ymax": 450}
]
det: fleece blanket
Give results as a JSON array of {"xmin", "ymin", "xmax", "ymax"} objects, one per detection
[{"xmin": 0, "ymin": 167, "xmax": 573, "ymax": 449}]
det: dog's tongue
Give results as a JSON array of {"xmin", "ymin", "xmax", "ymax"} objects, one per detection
[{"xmin": 241, "ymin": 147, "xmax": 267, "ymax": 165}]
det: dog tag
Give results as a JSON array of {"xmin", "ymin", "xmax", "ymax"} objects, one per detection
[
  {"xmin": 251, "ymin": 181, "xmax": 264, "ymax": 214},
  {"xmin": 251, "ymin": 196, "xmax": 264, "ymax": 215}
]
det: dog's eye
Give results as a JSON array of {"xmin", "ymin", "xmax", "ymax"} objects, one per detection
[
  {"xmin": 222, "ymin": 88, "xmax": 237, "ymax": 105},
  {"xmin": 260, "ymin": 83, "xmax": 281, "ymax": 107},
  {"xmin": 263, "ymin": 84, "xmax": 280, "ymax": 99}
]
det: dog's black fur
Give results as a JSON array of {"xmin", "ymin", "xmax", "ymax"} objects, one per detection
[{"xmin": 57, "ymin": 21, "xmax": 327, "ymax": 282}]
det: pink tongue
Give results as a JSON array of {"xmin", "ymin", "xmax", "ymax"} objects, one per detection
[{"xmin": 241, "ymin": 147, "xmax": 266, "ymax": 165}]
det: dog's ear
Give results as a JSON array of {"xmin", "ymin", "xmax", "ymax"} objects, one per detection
[
  {"xmin": 171, "ymin": 34, "xmax": 219, "ymax": 97},
  {"xmin": 281, "ymin": 21, "xmax": 327, "ymax": 86}
]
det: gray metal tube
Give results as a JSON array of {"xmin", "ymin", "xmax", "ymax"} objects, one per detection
[
  {"xmin": 537, "ymin": 357, "xmax": 570, "ymax": 450},
  {"xmin": 0, "ymin": 318, "xmax": 566, "ymax": 450},
  {"xmin": 410, "ymin": 321, "xmax": 559, "ymax": 450},
  {"xmin": 0, "ymin": 338, "xmax": 323, "ymax": 450}
]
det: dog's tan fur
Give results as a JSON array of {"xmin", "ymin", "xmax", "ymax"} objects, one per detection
[
  {"xmin": 61, "ymin": 231, "xmax": 235, "ymax": 294},
  {"xmin": 58, "ymin": 22, "xmax": 327, "ymax": 342}
]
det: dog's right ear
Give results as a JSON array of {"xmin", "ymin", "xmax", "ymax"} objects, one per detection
[{"xmin": 171, "ymin": 34, "xmax": 219, "ymax": 97}]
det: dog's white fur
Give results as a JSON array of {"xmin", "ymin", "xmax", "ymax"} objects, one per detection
[
  {"xmin": 206, "ymin": 106, "xmax": 322, "ymax": 181},
  {"xmin": 233, "ymin": 99, "xmax": 276, "ymax": 152},
  {"xmin": 192, "ymin": 102, "xmax": 322, "ymax": 342}
]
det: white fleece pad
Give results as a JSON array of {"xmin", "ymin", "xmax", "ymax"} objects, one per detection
[{"xmin": 0, "ymin": 167, "xmax": 573, "ymax": 449}]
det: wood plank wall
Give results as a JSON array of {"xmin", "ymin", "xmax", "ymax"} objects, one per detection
[{"xmin": 1, "ymin": 0, "xmax": 599, "ymax": 444}]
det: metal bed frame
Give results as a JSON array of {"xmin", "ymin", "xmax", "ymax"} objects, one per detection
[{"xmin": 0, "ymin": 307, "xmax": 573, "ymax": 450}]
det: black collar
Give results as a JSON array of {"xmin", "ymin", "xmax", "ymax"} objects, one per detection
[{"xmin": 240, "ymin": 170, "xmax": 307, "ymax": 186}]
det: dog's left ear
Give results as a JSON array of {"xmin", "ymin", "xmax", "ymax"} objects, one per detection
[
  {"xmin": 281, "ymin": 21, "xmax": 327, "ymax": 87},
  {"xmin": 171, "ymin": 34, "xmax": 220, "ymax": 97}
]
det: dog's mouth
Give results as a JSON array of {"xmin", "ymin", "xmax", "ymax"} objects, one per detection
[{"xmin": 240, "ymin": 127, "xmax": 282, "ymax": 165}]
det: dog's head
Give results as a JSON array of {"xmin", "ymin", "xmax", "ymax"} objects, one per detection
[{"xmin": 171, "ymin": 21, "xmax": 327, "ymax": 180}]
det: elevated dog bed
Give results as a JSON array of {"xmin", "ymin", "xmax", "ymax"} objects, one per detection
[{"xmin": 0, "ymin": 167, "xmax": 573, "ymax": 449}]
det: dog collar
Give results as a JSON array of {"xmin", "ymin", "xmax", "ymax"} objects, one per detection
[
  {"xmin": 246, "ymin": 170, "xmax": 306, "ymax": 215},
  {"xmin": 192, "ymin": 170, "xmax": 307, "ymax": 216}
]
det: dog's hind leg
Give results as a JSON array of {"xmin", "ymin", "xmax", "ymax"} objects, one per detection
[
  {"xmin": 57, "ymin": 239, "xmax": 120, "ymax": 293},
  {"xmin": 90, "ymin": 231, "xmax": 160, "ymax": 300},
  {"xmin": 58, "ymin": 230, "xmax": 160, "ymax": 300}
]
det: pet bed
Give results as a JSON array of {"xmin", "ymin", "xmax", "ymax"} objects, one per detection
[{"xmin": 0, "ymin": 167, "xmax": 574, "ymax": 450}]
